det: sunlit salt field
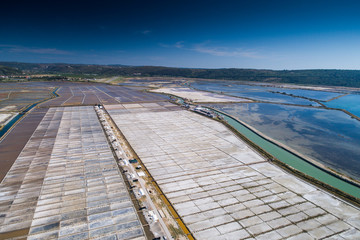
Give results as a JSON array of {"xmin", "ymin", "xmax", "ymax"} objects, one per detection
[
  {"xmin": 0, "ymin": 79, "xmax": 360, "ymax": 239},
  {"xmin": 0, "ymin": 106, "xmax": 145, "ymax": 239},
  {"xmin": 107, "ymin": 103, "xmax": 360, "ymax": 239},
  {"xmin": 182, "ymin": 80, "xmax": 360, "ymax": 182}
]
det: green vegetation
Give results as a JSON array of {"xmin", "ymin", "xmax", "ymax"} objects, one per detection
[
  {"xmin": 1, "ymin": 62, "xmax": 360, "ymax": 87},
  {"xmin": 0, "ymin": 65, "xmax": 22, "ymax": 76},
  {"xmin": 168, "ymin": 224, "xmax": 184, "ymax": 239}
]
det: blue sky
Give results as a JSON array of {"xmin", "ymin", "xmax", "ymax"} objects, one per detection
[{"xmin": 1, "ymin": 0, "xmax": 360, "ymax": 69}]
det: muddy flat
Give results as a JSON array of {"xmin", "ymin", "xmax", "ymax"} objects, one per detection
[{"xmin": 0, "ymin": 108, "xmax": 48, "ymax": 181}]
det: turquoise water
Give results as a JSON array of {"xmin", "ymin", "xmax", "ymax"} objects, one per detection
[
  {"xmin": 148, "ymin": 79, "xmax": 360, "ymax": 197},
  {"xmin": 325, "ymin": 94, "xmax": 360, "ymax": 118},
  {"xmin": 207, "ymin": 102, "xmax": 360, "ymax": 182},
  {"xmin": 190, "ymin": 80, "xmax": 360, "ymax": 182},
  {"xmin": 0, "ymin": 88, "xmax": 58, "ymax": 140},
  {"xmin": 216, "ymin": 111, "xmax": 360, "ymax": 199},
  {"xmin": 0, "ymin": 113, "xmax": 23, "ymax": 139}
]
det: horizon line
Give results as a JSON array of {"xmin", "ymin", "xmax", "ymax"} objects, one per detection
[{"xmin": 1, "ymin": 61, "xmax": 360, "ymax": 71}]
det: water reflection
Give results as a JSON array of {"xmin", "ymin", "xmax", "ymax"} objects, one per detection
[
  {"xmin": 191, "ymin": 81, "xmax": 340, "ymax": 105},
  {"xmin": 326, "ymin": 94, "xmax": 360, "ymax": 118},
  {"xmin": 207, "ymin": 102, "xmax": 360, "ymax": 181},
  {"xmin": 275, "ymin": 88, "xmax": 340, "ymax": 101}
]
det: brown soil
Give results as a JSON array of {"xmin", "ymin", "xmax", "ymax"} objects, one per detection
[{"xmin": 0, "ymin": 108, "xmax": 47, "ymax": 182}]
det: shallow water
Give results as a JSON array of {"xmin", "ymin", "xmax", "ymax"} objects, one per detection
[
  {"xmin": 325, "ymin": 94, "xmax": 360, "ymax": 118},
  {"xmin": 215, "ymin": 111, "xmax": 360, "ymax": 198},
  {"xmin": 207, "ymin": 102, "xmax": 360, "ymax": 182},
  {"xmin": 191, "ymin": 81, "xmax": 323, "ymax": 105},
  {"xmin": 274, "ymin": 88, "xmax": 341, "ymax": 101}
]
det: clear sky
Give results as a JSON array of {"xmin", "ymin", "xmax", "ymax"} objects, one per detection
[{"xmin": 1, "ymin": 0, "xmax": 360, "ymax": 69}]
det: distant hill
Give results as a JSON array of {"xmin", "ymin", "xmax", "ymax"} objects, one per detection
[
  {"xmin": 0, "ymin": 65, "xmax": 23, "ymax": 76},
  {"xmin": 1, "ymin": 62, "xmax": 360, "ymax": 87}
]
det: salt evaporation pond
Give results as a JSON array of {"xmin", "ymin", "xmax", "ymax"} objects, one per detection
[
  {"xmin": 190, "ymin": 81, "xmax": 341, "ymax": 105},
  {"xmin": 207, "ymin": 102, "xmax": 360, "ymax": 182},
  {"xmin": 325, "ymin": 94, "xmax": 360, "ymax": 118}
]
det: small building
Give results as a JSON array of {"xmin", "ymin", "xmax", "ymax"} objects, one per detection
[
  {"xmin": 137, "ymin": 171, "xmax": 145, "ymax": 177},
  {"xmin": 129, "ymin": 159, "xmax": 138, "ymax": 164},
  {"xmin": 148, "ymin": 210, "xmax": 158, "ymax": 222},
  {"xmin": 139, "ymin": 188, "xmax": 145, "ymax": 196}
]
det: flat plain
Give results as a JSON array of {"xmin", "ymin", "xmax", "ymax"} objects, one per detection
[
  {"xmin": 1, "ymin": 81, "xmax": 360, "ymax": 240},
  {"xmin": 107, "ymin": 103, "xmax": 360, "ymax": 240},
  {"xmin": 0, "ymin": 106, "xmax": 145, "ymax": 240}
]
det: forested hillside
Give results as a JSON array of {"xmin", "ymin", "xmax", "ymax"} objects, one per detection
[{"xmin": 1, "ymin": 62, "xmax": 360, "ymax": 87}]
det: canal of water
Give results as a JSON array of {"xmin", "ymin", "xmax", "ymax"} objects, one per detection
[
  {"xmin": 215, "ymin": 110, "xmax": 360, "ymax": 199},
  {"xmin": 0, "ymin": 88, "xmax": 59, "ymax": 140}
]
